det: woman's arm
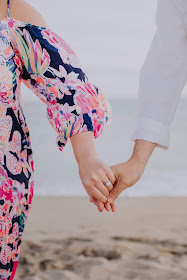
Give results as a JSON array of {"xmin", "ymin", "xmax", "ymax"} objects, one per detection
[
  {"xmin": 13, "ymin": 0, "xmax": 114, "ymax": 207},
  {"xmin": 70, "ymin": 131, "xmax": 115, "ymax": 205}
]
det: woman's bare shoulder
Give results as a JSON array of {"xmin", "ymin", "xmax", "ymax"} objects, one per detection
[{"xmin": 10, "ymin": 0, "xmax": 48, "ymax": 27}]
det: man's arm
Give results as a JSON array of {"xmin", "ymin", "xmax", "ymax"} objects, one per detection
[
  {"xmin": 107, "ymin": 139, "xmax": 156, "ymax": 204},
  {"xmin": 131, "ymin": 139, "xmax": 156, "ymax": 168},
  {"xmin": 106, "ymin": 0, "xmax": 187, "ymax": 205},
  {"xmin": 132, "ymin": 0, "xmax": 187, "ymax": 150}
]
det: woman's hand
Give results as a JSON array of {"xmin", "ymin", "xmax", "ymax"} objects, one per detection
[
  {"xmin": 70, "ymin": 131, "xmax": 115, "ymax": 204},
  {"xmin": 89, "ymin": 157, "xmax": 144, "ymax": 211},
  {"xmin": 89, "ymin": 195, "xmax": 116, "ymax": 212},
  {"xmin": 78, "ymin": 154, "xmax": 115, "ymax": 203},
  {"xmin": 89, "ymin": 139, "xmax": 156, "ymax": 210}
]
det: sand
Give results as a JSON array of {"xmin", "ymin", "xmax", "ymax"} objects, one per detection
[{"xmin": 14, "ymin": 197, "xmax": 187, "ymax": 280}]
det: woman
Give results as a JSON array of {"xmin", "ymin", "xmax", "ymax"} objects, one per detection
[{"xmin": 0, "ymin": 0, "xmax": 116, "ymax": 278}]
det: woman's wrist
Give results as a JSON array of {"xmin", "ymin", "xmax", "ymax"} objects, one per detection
[{"xmin": 70, "ymin": 131, "xmax": 99, "ymax": 165}]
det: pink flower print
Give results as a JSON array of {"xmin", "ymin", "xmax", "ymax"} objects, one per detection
[
  {"xmin": 42, "ymin": 30, "xmax": 75, "ymax": 55},
  {"xmin": 0, "ymin": 103, "xmax": 6, "ymax": 119},
  {"xmin": 63, "ymin": 71, "xmax": 80, "ymax": 92},
  {"xmin": 47, "ymin": 77, "xmax": 65, "ymax": 99},
  {"xmin": 48, "ymin": 65, "xmax": 66, "ymax": 79},
  {"xmin": 28, "ymin": 154, "xmax": 34, "ymax": 173},
  {"xmin": 0, "ymin": 268, "xmax": 12, "ymax": 280},
  {"xmin": 0, "ymin": 243, "xmax": 13, "ymax": 265},
  {"xmin": 28, "ymin": 180, "xmax": 34, "ymax": 205},
  {"xmin": 78, "ymin": 82, "xmax": 96, "ymax": 96},
  {"xmin": 14, "ymin": 54, "xmax": 22, "ymax": 69},
  {"xmin": 67, "ymin": 54, "xmax": 81, "ymax": 69},
  {"xmin": 56, "ymin": 114, "xmax": 84, "ymax": 151},
  {"xmin": 0, "ymin": 115, "xmax": 13, "ymax": 165},
  {"xmin": 22, "ymin": 75, "xmax": 48, "ymax": 103},
  {"xmin": 0, "ymin": 31, "xmax": 13, "ymax": 63},
  {"xmin": 16, "ymin": 150, "xmax": 30, "ymax": 178},
  {"xmin": 0, "ymin": 214, "xmax": 12, "ymax": 237},
  {"xmin": 5, "ymin": 130, "xmax": 30, "ymax": 177},
  {"xmin": 8, "ymin": 18, "xmax": 26, "ymax": 29},
  {"xmin": 47, "ymin": 102, "xmax": 77, "ymax": 134},
  {"xmin": 8, "ymin": 131, "xmax": 21, "ymax": 153},
  {"xmin": 11, "ymin": 180, "xmax": 26, "ymax": 205},
  {"xmin": 74, "ymin": 93, "xmax": 92, "ymax": 114},
  {"xmin": 13, "ymin": 27, "xmax": 50, "ymax": 74},
  {"xmin": 41, "ymin": 29, "xmax": 82, "ymax": 68},
  {"xmin": 59, "ymin": 103, "xmax": 77, "ymax": 122},
  {"xmin": 6, "ymin": 152, "xmax": 20, "ymax": 176},
  {"xmin": 92, "ymin": 115, "xmax": 103, "ymax": 138},
  {"xmin": 0, "ymin": 180, "xmax": 14, "ymax": 203},
  {"xmin": 70, "ymin": 115, "xmax": 84, "ymax": 135},
  {"xmin": 8, "ymin": 222, "xmax": 19, "ymax": 244},
  {"xmin": 77, "ymin": 82, "xmax": 101, "ymax": 110},
  {"xmin": 47, "ymin": 66, "xmax": 80, "ymax": 97},
  {"xmin": 0, "ymin": 65, "xmax": 13, "ymax": 99}
]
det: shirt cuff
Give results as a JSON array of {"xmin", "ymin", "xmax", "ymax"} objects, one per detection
[{"xmin": 131, "ymin": 117, "xmax": 170, "ymax": 150}]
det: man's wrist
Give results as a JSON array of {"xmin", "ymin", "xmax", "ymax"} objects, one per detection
[
  {"xmin": 128, "ymin": 155, "xmax": 147, "ymax": 171},
  {"xmin": 130, "ymin": 139, "xmax": 156, "ymax": 169}
]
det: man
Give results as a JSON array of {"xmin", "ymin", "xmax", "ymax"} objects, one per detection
[{"xmin": 91, "ymin": 0, "xmax": 187, "ymax": 211}]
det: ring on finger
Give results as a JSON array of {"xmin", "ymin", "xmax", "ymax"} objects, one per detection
[{"xmin": 104, "ymin": 180, "xmax": 111, "ymax": 187}]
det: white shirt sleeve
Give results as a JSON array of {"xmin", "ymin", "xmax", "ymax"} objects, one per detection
[{"xmin": 131, "ymin": 0, "xmax": 187, "ymax": 149}]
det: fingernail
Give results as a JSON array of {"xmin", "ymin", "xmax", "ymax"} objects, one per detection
[{"xmin": 107, "ymin": 197, "xmax": 113, "ymax": 204}]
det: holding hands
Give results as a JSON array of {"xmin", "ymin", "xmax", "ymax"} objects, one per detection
[
  {"xmin": 90, "ymin": 139, "xmax": 156, "ymax": 211},
  {"xmin": 71, "ymin": 132, "xmax": 156, "ymax": 213},
  {"xmin": 89, "ymin": 158, "xmax": 145, "ymax": 212}
]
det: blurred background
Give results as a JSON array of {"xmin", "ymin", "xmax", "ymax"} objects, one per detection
[{"xmin": 22, "ymin": 0, "xmax": 187, "ymax": 197}]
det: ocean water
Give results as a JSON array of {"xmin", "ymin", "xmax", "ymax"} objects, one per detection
[{"xmin": 22, "ymin": 98, "xmax": 187, "ymax": 197}]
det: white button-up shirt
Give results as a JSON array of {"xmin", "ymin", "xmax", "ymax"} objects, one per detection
[{"xmin": 131, "ymin": 0, "xmax": 187, "ymax": 149}]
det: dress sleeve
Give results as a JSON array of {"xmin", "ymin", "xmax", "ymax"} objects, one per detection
[
  {"xmin": 131, "ymin": 0, "xmax": 187, "ymax": 149},
  {"xmin": 13, "ymin": 24, "xmax": 112, "ymax": 151}
]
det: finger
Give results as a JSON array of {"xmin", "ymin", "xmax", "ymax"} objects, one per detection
[
  {"xmin": 93, "ymin": 198, "xmax": 105, "ymax": 212},
  {"xmin": 101, "ymin": 175, "xmax": 113, "ymax": 192},
  {"xmin": 104, "ymin": 203, "xmax": 111, "ymax": 212},
  {"xmin": 92, "ymin": 197, "xmax": 110, "ymax": 212},
  {"xmin": 86, "ymin": 185, "xmax": 108, "ymax": 203},
  {"xmin": 95, "ymin": 181, "xmax": 109, "ymax": 198},
  {"xmin": 110, "ymin": 201, "xmax": 116, "ymax": 212},
  {"xmin": 107, "ymin": 180, "xmax": 125, "ymax": 204},
  {"xmin": 89, "ymin": 195, "xmax": 94, "ymax": 203},
  {"xmin": 105, "ymin": 167, "xmax": 116, "ymax": 186}
]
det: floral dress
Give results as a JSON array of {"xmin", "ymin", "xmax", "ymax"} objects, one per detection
[{"xmin": 0, "ymin": 4, "xmax": 112, "ymax": 279}]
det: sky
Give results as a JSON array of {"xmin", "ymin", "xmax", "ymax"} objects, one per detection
[{"xmin": 23, "ymin": 0, "xmax": 187, "ymax": 101}]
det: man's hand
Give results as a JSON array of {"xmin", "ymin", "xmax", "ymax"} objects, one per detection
[
  {"xmin": 107, "ymin": 140, "xmax": 156, "ymax": 204},
  {"xmin": 89, "ymin": 139, "xmax": 156, "ymax": 210},
  {"xmin": 89, "ymin": 194, "xmax": 116, "ymax": 212},
  {"xmin": 88, "ymin": 158, "xmax": 144, "ymax": 211},
  {"xmin": 107, "ymin": 159, "xmax": 145, "ymax": 203}
]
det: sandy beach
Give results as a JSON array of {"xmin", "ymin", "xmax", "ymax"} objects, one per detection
[{"xmin": 14, "ymin": 196, "xmax": 187, "ymax": 280}]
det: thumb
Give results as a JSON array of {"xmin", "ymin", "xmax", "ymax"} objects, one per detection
[
  {"xmin": 107, "ymin": 179, "xmax": 125, "ymax": 204},
  {"xmin": 110, "ymin": 165, "xmax": 119, "ymax": 183}
]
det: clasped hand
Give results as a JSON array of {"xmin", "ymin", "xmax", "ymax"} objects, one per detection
[{"xmin": 78, "ymin": 156, "xmax": 145, "ymax": 212}]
